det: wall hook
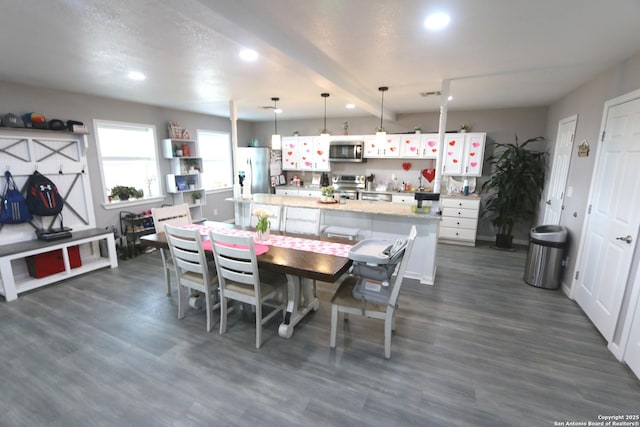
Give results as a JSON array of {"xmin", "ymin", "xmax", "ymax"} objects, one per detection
[{"xmin": 59, "ymin": 164, "xmax": 63, "ymax": 174}]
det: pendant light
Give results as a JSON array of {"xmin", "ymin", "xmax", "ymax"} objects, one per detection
[
  {"xmin": 271, "ymin": 97, "xmax": 281, "ymax": 150},
  {"xmin": 320, "ymin": 93, "xmax": 330, "ymax": 142},
  {"xmin": 376, "ymin": 86, "xmax": 388, "ymax": 144}
]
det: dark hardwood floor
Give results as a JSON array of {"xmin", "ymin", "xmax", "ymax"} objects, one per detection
[{"xmin": 1, "ymin": 242, "xmax": 638, "ymax": 426}]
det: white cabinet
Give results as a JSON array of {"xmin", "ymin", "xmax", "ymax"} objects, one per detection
[
  {"xmin": 438, "ymin": 197, "xmax": 480, "ymax": 246},
  {"xmin": 162, "ymin": 138, "xmax": 205, "ymax": 220},
  {"xmin": 391, "ymin": 193, "xmax": 415, "ymax": 204},
  {"xmin": 281, "ymin": 136, "xmax": 330, "ymax": 171},
  {"xmin": 399, "ymin": 133, "xmax": 439, "ymax": 159},
  {"xmin": 364, "ymin": 134, "xmax": 401, "ymax": 158},
  {"xmin": 442, "ymin": 132, "xmax": 486, "ymax": 177}
]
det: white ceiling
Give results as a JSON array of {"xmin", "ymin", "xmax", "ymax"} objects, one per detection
[{"xmin": 2, "ymin": 0, "xmax": 640, "ymax": 122}]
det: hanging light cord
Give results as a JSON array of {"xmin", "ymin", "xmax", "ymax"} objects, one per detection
[
  {"xmin": 272, "ymin": 97, "xmax": 279, "ymax": 134},
  {"xmin": 321, "ymin": 93, "xmax": 330, "ymax": 133},
  {"xmin": 378, "ymin": 86, "xmax": 388, "ymax": 131}
]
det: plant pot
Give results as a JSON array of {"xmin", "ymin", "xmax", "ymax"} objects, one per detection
[
  {"xmin": 119, "ymin": 194, "xmax": 130, "ymax": 201},
  {"xmin": 256, "ymin": 229, "xmax": 270, "ymax": 241},
  {"xmin": 495, "ymin": 233, "xmax": 513, "ymax": 249}
]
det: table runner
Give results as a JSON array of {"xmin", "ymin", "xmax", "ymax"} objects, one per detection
[{"xmin": 182, "ymin": 223, "xmax": 353, "ymax": 257}]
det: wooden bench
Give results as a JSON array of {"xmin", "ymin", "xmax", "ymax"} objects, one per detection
[{"xmin": 0, "ymin": 228, "xmax": 118, "ymax": 302}]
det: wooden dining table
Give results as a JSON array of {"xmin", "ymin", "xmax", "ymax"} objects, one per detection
[{"xmin": 140, "ymin": 221, "xmax": 353, "ymax": 339}]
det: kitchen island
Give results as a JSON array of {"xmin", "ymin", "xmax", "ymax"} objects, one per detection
[{"xmin": 228, "ymin": 193, "xmax": 441, "ymax": 285}]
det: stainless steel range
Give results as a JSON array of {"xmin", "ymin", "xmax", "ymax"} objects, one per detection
[{"xmin": 332, "ymin": 175, "xmax": 364, "ymax": 199}]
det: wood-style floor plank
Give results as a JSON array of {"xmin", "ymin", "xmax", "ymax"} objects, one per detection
[{"xmin": 0, "ymin": 242, "xmax": 638, "ymax": 426}]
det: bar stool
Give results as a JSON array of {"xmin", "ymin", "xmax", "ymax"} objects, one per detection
[{"xmin": 324, "ymin": 226, "xmax": 360, "ymax": 241}]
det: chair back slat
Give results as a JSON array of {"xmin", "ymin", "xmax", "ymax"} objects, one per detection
[
  {"xmin": 209, "ymin": 231, "xmax": 261, "ymax": 292},
  {"xmin": 283, "ymin": 206, "xmax": 321, "ymax": 235},
  {"xmin": 152, "ymin": 204, "xmax": 192, "ymax": 233},
  {"xmin": 387, "ymin": 225, "xmax": 417, "ymax": 306}
]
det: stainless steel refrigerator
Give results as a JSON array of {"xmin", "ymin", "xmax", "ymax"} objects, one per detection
[{"xmin": 236, "ymin": 147, "xmax": 272, "ymax": 194}]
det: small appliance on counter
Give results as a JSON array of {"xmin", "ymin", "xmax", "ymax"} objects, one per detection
[{"xmin": 321, "ymin": 172, "xmax": 330, "ymax": 187}]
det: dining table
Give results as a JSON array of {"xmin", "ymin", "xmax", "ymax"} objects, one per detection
[{"xmin": 140, "ymin": 221, "xmax": 354, "ymax": 339}]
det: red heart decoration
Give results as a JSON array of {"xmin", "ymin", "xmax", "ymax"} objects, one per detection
[
  {"xmin": 422, "ymin": 168, "xmax": 435, "ymax": 182},
  {"xmin": 449, "ymin": 140, "xmax": 456, "ymax": 146},
  {"xmin": 402, "ymin": 162, "xmax": 412, "ymax": 171}
]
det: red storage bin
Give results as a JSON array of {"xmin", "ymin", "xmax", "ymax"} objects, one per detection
[{"xmin": 26, "ymin": 246, "xmax": 82, "ymax": 278}]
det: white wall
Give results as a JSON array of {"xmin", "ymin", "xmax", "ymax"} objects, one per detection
[
  {"xmin": 544, "ymin": 52, "xmax": 640, "ymax": 290},
  {"xmin": 0, "ymin": 81, "xmax": 254, "ymax": 230}
]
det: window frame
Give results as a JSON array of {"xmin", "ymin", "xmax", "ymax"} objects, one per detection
[
  {"xmin": 196, "ymin": 129, "xmax": 233, "ymax": 192},
  {"xmin": 93, "ymin": 119, "xmax": 164, "ymax": 209}
]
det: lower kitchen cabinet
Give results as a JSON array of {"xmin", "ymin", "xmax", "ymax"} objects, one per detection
[{"xmin": 439, "ymin": 196, "xmax": 480, "ymax": 246}]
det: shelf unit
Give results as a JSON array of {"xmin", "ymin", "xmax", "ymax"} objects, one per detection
[
  {"xmin": 162, "ymin": 138, "xmax": 205, "ymax": 220},
  {"xmin": 119, "ymin": 211, "xmax": 156, "ymax": 258}
]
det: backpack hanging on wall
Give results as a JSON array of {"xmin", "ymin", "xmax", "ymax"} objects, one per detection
[
  {"xmin": 0, "ymin": 171, "xmax": 32, "ymax": 224},
  {"xmin": 26, "ymin": 171, "xmax": 64, "ymax": 216}
]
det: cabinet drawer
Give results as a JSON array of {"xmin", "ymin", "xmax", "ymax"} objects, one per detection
[
  {"xmin": 439, "ymin": 227, "xmax": 476, "ymax": 241},
  {"xmin": 440, "ymin": 197, "xmax": 480, "ymax": 210},
  {"xmin": 441, "ymin": 207, "xmax": 478, "ymax": 219},
  {"xmin": 440, "ymin": 216, "xmax": 477, "ymax": 230}
]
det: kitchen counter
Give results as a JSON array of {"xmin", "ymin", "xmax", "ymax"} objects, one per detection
[
  {"xmin": 228, "ymin": 193, "xmax": 440, "ymax": 285},
  {"xmin": 228, "ymin": 194, "xmax": 441, "ymax": 219}
]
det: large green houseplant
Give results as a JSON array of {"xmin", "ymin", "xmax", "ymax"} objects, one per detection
[{"xmin": 481, "ymin": 135, "xmax": 548, "ymax": 249}]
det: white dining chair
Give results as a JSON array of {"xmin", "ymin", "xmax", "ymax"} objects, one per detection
[
  {"xmin": 330, "ymin": 225, "xmax": 417, "ymax": 359},
  {"xmin": 282, "ymin": 206, "xmax": 321, "ymax": 236},
  {"xmin": 209, "ymin": 230, "xmax": 287, "ymax": 349},
  {"xmin": 151, "ymin": 204, "xmax": 192, "ymax": 295},
  {"xmin": 164, "ymin": 224, "xmax": 219, "ymax": 332},
  {"xmin": 250, "ymin": 203, "xmax": 282, "ymax": 231}
]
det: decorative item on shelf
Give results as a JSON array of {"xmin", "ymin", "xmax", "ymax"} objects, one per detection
[
  {"xmin": 343, "ymin": 120, "xmax": 349, "ymax": 135},
  {"xmin": 253, "ymin": 208, "xmax": 274, "ymax": 241},
  {"xmin": 182, "ymin": 143, "xmax": 191, "ymax": 157},
  {"xmin": 191, "ymin": 191, "xmax": 202, "ymax": 205},
  {"xmin": 459, "ymin": 124, "xmax": 470, "ymax": 133},
  {"xmin": 320, "ymin": 185, "xmax": 336, "ymax": 203},
  {"xmin": 182, "ymin": 129, "xmax": 191, "ymax": 140},
  {"xmin": 184, "ymin": 158, "xmax": 199, "ymax": 173},
  {"xmin": 292, "ymin": 130, "xmax": 300, "ymax": 136},
  {"xmin": 414, "ymin": 126, "xmax": 422, "ymax": 134},
  {"xmin": 481, "ymin": 135, "xmax": 547, "ymax": 249},
  {"xmin": 110, "ymin": 185, "xmax": 139, "ymax": 201},
  {"xmin": 168, "ymin": 121, "xmax": 182, "ymax": 139}
]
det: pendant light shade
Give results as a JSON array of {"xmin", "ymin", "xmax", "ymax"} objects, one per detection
[
  {"xmin": 320, "ymin": 93, "xmax": 330, "ymax": 142},
  {"xmin": 376, "ymin": 86, "xmax": 388, "ymax": 143},
  {"xmin": 271, "ymin": 97, "xmax": 281, "ymax": 150}
]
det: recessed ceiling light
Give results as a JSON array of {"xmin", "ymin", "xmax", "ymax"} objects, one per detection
[
  {"xmin": 128, "ymin": 71, "xmax": 146, "ymax": 81},
  {"xmin": 424, "ymin": 13, "xmax": 450, "ymax": 30},
  {"xmin": 274, "ymin": 108, "xmax": 283, "ymax": 114},
  {"xmin": 346, "ymin": 103, "xmax": 355, "ymax": 109},
  {"xmin": 239, "ymin": 48, "xmax": 258, "ymax": 62},
  {"xmin": 448, "ymin": 95, "xmax": 453, "ymax": 101}
]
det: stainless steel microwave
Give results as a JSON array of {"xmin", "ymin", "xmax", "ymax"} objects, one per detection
[{"xmin": 329, "ymin": 140, "xmax": 367, "ymax": 162}]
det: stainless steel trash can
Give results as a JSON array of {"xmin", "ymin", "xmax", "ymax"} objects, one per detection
[{"xmin": 523, "ymin": 225, "xmax": 568, "ymax": 289}]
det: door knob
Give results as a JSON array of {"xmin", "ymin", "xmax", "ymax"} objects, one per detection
[
  {"xmin": 546, "ymin": 199, "xmax": 551, "ymax": 205},
  {"xmin": 616, "ymin": 235, "xmax": 633, "ymax": 244}
]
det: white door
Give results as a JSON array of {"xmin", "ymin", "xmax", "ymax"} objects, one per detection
[
  {"xmin": 543, "ymin": 115, "xmax": 577, "ymax": 224},
  {"xmin": 624, "ymin": 281, "xmax": 640, "ymax": 378},
  {"xmin": 574, "ymin": 95, "xmax": 640, "ymax": 341}
]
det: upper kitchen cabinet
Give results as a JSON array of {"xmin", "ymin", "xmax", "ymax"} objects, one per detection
[
  {"xmin": 281, "ymin": 136, "xmax": 329, "ymax": 171},
  {"xmin": 399, "ymin": 133, "xmax": 439, "ymax": 159},
  {"xmin": 364, "ymin": 134, "xmax": 401, "ymax": 158},
  {"xmin": 442, "ymin": 132, "xmax": 486, "ymax": 177}
]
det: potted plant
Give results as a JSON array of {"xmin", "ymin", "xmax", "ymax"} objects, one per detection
[
  {"xmin": 481, "ymin": 135, "xmax": 547, "ymax": 249},
  {"xmin": 110, "ymin": 185, "xmax": 138, "ymax": 201},
  {"xmin": 191, "ymin": 191, "xmax": 202, "ymax": 204},
  {"xmin": 459, "ymin": 124, "xmax": 470, "ymax": 133},
  {"xmin": 321, "ymin": 185, "xmax": 335, "ymax": 202}
]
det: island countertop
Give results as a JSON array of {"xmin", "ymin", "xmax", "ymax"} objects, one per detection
[{"xmin": 227, "ymin": 194, "xmax": 441, "ymax": 219}]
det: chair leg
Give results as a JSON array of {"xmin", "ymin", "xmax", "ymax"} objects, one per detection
[
  {"xmin": 219, "ymin": 297, "xmax": 228, "ymax": 334},
  {"xmin": 255, "ymin": 303, "xmax": 263, "ymax": 349},
  {"xmin": 159, "ymin": 249, "xmax": 171, "ymax": 296},
  {"xmin": 177, "ymin": 285, "xmax": 186, "ymax": 320},
  {"xmin": 384, "ymin": 314, "xmax": 393, "ymax": 359},
  {"xmin": 204, "ymin": 288, "xmax": 212, "ymax": 332},
  {"xmin": 330, "ymin": 304, "xmax": 338, "ymax": 348}
]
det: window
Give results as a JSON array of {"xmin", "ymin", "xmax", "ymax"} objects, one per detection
[
  {"xmin": 197, "ymin": 130, "xmax": 232, "ymax": 190},
  {"xmin": 94, "ymin": 120, "xmax": 160, "ymax": 202}
]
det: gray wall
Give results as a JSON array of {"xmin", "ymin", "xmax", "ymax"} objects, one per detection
[
  {"xmin": 544, "ymin": 52, "xmax": 640, "ymax": 289},
  {"xmin": 0, "ymin": 81, "xmax": 253, "ymax": 228},
  {"xmin": 254, "ymin": 106, "xmax": 549, "ymax": 242}
]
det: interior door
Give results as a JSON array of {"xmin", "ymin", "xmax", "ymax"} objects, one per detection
[
  {"xmin": 574, "ymin": 95, "xmax": 640, "ymax": 341},
  {"xmin": 543, "ymin": 115, "xmax": 577, "ymax": 224},
  {"xmin": 624, "ymin": 282, "xmax": 640, "ymax": 378}
]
